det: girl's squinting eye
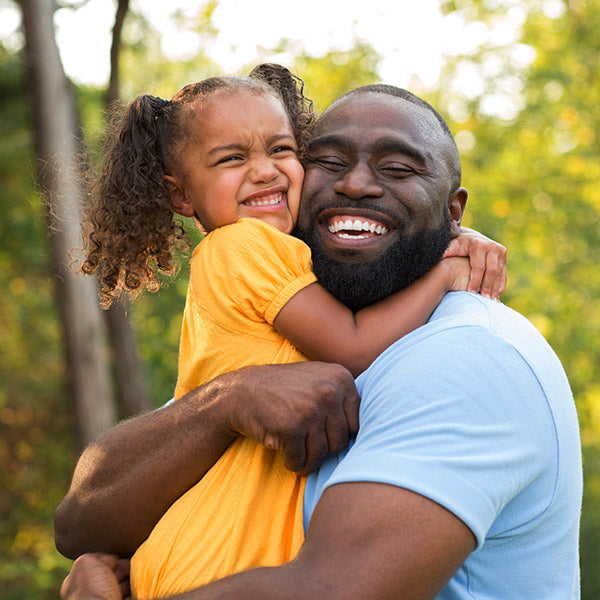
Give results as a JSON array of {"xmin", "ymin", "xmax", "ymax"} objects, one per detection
[
  {"xmin": 216, "ymin": 155, "xmax": 243, "ymax": 165},
  {"xmin": 272, "ymin": 145, "xmax": 297, "ymax": 155}
]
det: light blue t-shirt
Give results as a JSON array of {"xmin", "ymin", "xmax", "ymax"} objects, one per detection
[{"xmin": 304, "ymin": 292, "xmax": 582, "ymax": 599}]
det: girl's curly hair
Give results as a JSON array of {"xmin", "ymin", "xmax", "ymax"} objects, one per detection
[
  {"xmin": 80, "ymin": 64, "xmax": 315, "ymax": 307},
  {"xmin": 248, "ymin": 63, "xmax": 315, "ymax": 159}
]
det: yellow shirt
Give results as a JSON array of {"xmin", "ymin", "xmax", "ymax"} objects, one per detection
[{"xmin": 131, "ymin": 219, "xmax": 317, "ymax": 598}]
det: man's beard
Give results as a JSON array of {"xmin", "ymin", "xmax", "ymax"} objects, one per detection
[{"xmin": 294, "ymin": 213, "xmax": 452, "ymax": 312}]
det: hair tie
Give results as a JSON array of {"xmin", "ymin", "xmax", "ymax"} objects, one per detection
[{"xmin": 152, "ymin": 96, "xmax": 169, "ymax": 121}]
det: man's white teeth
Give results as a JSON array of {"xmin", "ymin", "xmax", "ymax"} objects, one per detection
[
  {"xmin": 327, "ymin": 219, "xmax": 388, "ymax": 236},
  {"xmin": 337, "ymin": 232, "xmax": 369, "ymax": 239},
  {"xmin": 246, "ymin": 193, "xmax": 283, "ymax": 206}
]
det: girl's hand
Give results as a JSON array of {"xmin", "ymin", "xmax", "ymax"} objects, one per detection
[
  {"xmin": 439, "ymin": 257, "xmax": 471, "ymax": 293},
  {"xmin": 444, "ymin": 227, "xmax": 507, "ymax": 299},
  {"xmin": 60, "ymin": 554, "xmax": 130, "ymax": 600}
]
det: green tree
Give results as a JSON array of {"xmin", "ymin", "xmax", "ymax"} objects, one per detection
[
  {"xmin": 0, "ymin": 42, "xmax": 74, "ymax": 600},
  {"xmin": 8, "ymin": 0, "xmax": 596, "ymax": 596},
  {"xmin": 292, "ymin": 38, "xmax": 381, "ymax": 113}
]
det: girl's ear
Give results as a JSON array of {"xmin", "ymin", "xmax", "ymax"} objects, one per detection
[
  {"xmin": 448, "ymin": 187, "xmax": 468, "ymax": 237},
  {"xmin": 164, "ymin": 175, "xmax": 194, "ymax": 217}
]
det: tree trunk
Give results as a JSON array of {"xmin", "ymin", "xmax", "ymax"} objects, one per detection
[
  {"xmin": 18, "ymin": 0, "xmax": 116, "ymax": 446},
  {"xmin": 105, "ymin": 298, "xmax": 151, "ymax": 417},
  {"xmin": 106, "ymin": 0, "xmax": 129, "ymax": 107},
  {"xmin": 104, "ymin": 0, "xmax": 151, "ymax": 417}
]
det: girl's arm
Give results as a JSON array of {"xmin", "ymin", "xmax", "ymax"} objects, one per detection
[
  {"xmin": 275, "ymin": 257, "xmax": 469, "ymax": 378},
  {"xmin": 275, "ymin": 230, "xmax": 506, "ymax": 377}
]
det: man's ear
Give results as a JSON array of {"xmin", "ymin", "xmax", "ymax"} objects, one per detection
[
  {"xmin": 448, "ymin": 187, "xmax": 468, "ymax": 237},
  {"xmin": 164, "ymin": 175, "xmax": 194, "ymax": 217}
]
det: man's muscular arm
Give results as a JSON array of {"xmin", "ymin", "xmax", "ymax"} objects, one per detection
[
  {"xmin": 62, "ymin": 483, "xmax": 474, "ymax": 600},
  {"xmin": 172, "ymin": 482, "xmax": 475, "ymax": 600},
  {"xmin": 54, "ymin": 362, "xmax": 359, "ymax": 559}
]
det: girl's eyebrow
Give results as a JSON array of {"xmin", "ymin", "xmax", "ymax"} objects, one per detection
[{"xmin": 207, "ymin": 134, "xmax": 296, "ymax": 156}]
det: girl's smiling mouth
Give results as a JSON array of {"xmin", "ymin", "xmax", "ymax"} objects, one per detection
[{"xmin": 243, "ymin": 191, "xmax": 286, "ymax": 207}]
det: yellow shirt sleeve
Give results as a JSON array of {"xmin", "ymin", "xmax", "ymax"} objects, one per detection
[
  {"xmin": 191, "ymin": 218, "xmax": 317, "ymax": 331},
  {"xmin": 174, "ymin": 218, "xmax": 316, "ymax": 398}
]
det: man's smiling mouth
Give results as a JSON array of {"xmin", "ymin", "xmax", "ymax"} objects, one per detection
[{"xmin": 325, "ymin": 216, "xmax": 389, "ymax": 239}]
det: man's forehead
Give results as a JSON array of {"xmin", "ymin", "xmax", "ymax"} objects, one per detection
[{"xmin": 314, "ymin": 93, "xmax": 442, "ymax": 146}]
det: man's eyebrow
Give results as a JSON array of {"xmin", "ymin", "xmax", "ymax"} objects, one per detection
[
  {"xmin": 307, "ymin": 134, "xmax": 352, "ymax": 152},
  {"xmin": 308, "ymin": 134, "xmax": 427, "ymax": 166},
  {"xmin": 375, "ymin": 137, "xmax": 427, "ymax": 166}
]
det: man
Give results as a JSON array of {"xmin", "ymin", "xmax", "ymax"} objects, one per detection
[{"xmin": 58, "ymin": 85, "xmax": 581, "ymax": 599}]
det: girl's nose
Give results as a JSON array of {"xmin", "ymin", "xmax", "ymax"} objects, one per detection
[{"xmin": 249, "ymin": 156, "xmax": 279, "ymax": 183}]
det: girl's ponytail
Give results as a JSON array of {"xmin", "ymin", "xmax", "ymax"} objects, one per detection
[{"xmin": 81, "ymin": 94, "xmax": 186, "ymax": 306}]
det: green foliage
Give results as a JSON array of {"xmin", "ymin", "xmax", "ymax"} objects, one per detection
[
  {"xmin": 131, "ymin": 219, "xmax": 203, "ymax": 407},
  {"xmin": 2, "ymin": 0, "xmax": 599, "ymax": 597},
  {"xmin": 290, "ymin": 39, "xmax": 381, "ymax": 114},
  {"xmin": 117, "ymin": 7, "xmax": 220, "ymax": 100},
  {"xmin": 232, "ymin": 37, "xmax": 380, "ymax": 114},
  {"xmin": 0, "ymin": 44, "xmax": 76, "ymax": 598}
]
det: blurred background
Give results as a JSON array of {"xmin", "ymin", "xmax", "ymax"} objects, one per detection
[{"xmin": 1, "ymin": 0, "xmax": 598, "ymax": 597}]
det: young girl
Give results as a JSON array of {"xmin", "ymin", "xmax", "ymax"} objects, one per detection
[{"xmin": 81, "ymin": 64, "xmax": 504, "ymax": 597}]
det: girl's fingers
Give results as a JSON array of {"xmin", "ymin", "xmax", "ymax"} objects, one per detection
[
  {"xmin": 467, "ymin": 245, "xmax": 486, "ymax": 293},
  {"xmin": 490, "ymin": 252, "xmax": 507, "ymax": 299},
  {"xmin": 479, "ymin": 252, "xmax": 500, "ymax": 299}
]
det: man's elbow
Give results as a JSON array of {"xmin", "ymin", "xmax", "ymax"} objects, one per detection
[
  {"xmin": 54, "ymin": 496, "xmax": 83, "ymax": 559},
  {"xmin": 55, "ymin": 494, "xmax": 142, "ymax": 559}
]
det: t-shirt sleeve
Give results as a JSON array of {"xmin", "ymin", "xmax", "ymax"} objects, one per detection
[
  {"xmin": 317, "ymin": 325, "xmax": 556, "ymax": 548},
  {"xmin": 190, "ymin": 218, "xmax": 317, "ymax": 328}
]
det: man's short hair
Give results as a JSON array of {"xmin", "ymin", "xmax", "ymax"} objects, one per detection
[{"xmin": 339, "ymin": 84, "xmax": 453, "ymax": 138}]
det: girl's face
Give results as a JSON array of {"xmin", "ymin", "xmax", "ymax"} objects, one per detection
[{"xmin": 166, "ymin": 90, "xmax": 304, "ymax": 235}]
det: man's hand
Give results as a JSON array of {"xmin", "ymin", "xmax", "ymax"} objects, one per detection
[
  {"xmin": 216, "ymin": 362, "xmax": 360, "ymax": 474},
  {"xmin": 60, "ymin": 554, "xmax": 130, "ymax": 600},
  {"xmin": 444, "ymin": 227, "xmax": 507, "ymax": 299}
]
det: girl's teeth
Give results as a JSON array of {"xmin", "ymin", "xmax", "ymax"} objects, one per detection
[{"xmin": 246, "ymin": 193, "xmax": 283, "ymax": 206}]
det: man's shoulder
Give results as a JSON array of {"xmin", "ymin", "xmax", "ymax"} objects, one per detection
[
  {"xmin": 379, "ymin": 291, "xmax": 553, "ymax": 362},
  {"xmin": 360, "ymin": 292, "xmax": 568, "ymax": 402},
  {"xmin": 428, "ymin": 291, "xmax": 532, "ymax": 334}
]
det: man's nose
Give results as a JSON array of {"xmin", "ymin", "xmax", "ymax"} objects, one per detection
[
  {"xmin": 249, "ymin": 156, "xmax": 279, "ymax": 183},
  {"xmin": 332, "ymin": 161, "xmax": 383, "ymax": 199}
]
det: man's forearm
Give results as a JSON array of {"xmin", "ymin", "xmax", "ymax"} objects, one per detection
[
  {"xmin": 61, "ymin": 481, "xmax": 473, "ymax": 600},
  {"xmin": 54, "ymin": 379, "xmax": 238, "ymax": 559},
  {"xmin": 148, "ymin": 564, "xmax": 299, "ymax": 600},
  {"xmin": 54, "ymin": 362, "xmax": 360, "ymax": 560},
  {"xmin": 145, "ymin": 483, "xmax": 473, "ymax": 600}
]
